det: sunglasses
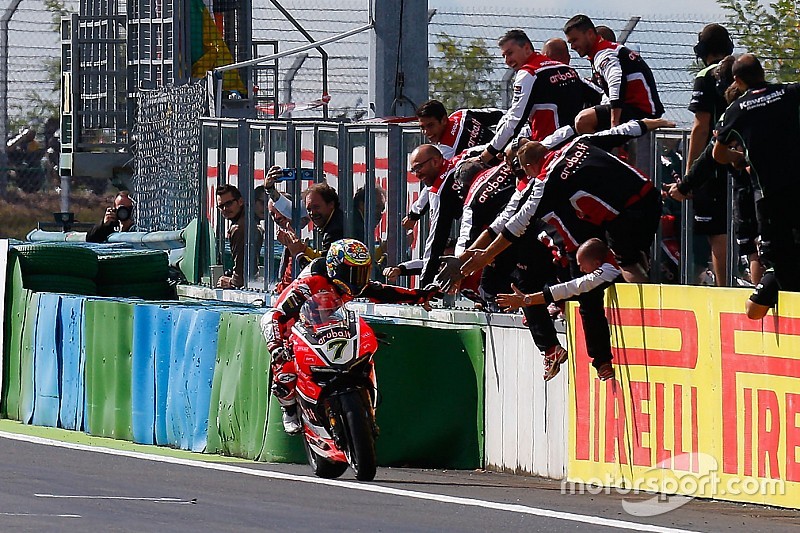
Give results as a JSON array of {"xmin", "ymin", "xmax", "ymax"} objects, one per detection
[{"xmin": 217, "ymin": 198, "xmax": 238, "ymax": 210}]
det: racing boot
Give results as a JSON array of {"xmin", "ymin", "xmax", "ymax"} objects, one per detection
[{"xmin": 281, "ymin": 404, "xmax": 302, "ymax": 435}]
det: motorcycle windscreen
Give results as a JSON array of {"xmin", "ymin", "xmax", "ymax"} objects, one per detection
[{"xmin": 300, "ymin": 291, "xmax": 347, "ymax": 333}]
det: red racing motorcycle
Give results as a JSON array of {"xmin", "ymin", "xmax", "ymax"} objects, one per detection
[{"xmin": 289, "ymin": 292, "xmax": 380, "ymax": 481}]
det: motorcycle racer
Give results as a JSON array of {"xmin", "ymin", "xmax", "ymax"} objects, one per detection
[{"xmin": 260, "ymin": 238, "xmax": 439, "ymax": 433}]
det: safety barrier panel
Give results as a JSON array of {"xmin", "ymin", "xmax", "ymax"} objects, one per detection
[
  {"xmin": 0, "ymin": 240, "xmax": 6, "ymax": 401},
  {"xmin": 2, "ymin": 251, "xmax": 29, "ymax": 421},
  {"xmin": 567, "ymin": 283, "xmax": 800, "ymax": 509},
  {"xmin": 84, "ymin": 300, "xmax": 135, "ymax": 440},
  {"xmin": 207, "ymin": 310, "xmax": 276, "ymax": 460},
  {"xmin": 59, "ymin": 296, "xmax": 85, "ymax": 431},
  {"xmin": 484, "ymin": 322, "xmax": 569, "ymax": 479},
  {"xmin": 26, "ymin": 229, "xmax": 185, "ymax": 250}
]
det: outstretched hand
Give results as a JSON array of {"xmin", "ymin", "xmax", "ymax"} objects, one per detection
[
  {"xmin": 383, "ymin": 266, "xmax": 401, "ymax": 282},
  {"xmin": 642, "ymin": 118, "xmax": 676, "ymax": 131},
  {"xmin": 418, "ymin": 283, "xmax": 442, "ymax": 311},
  {"xmin": 435, "ymin": 256, "xmax": 465, "ymax": 293},
  {"xmin": 496, "ymin": 283, "xmax": 527, "ymax": 312},
  {"xmin": 460, "ymin": 248, "xmax": 492, "ymax": 279},
  {"xmin": 664, "ymin": 182, "xmax": 689, "ymax": 201}
]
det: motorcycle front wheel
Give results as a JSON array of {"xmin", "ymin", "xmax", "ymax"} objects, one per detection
[
  {"xmin": 339, "ymin": 389, "xmax": 377, "ymax": 481},
  {"xmin": 303, "ymin": 437, "xmax": 348, "ymax": 479}
]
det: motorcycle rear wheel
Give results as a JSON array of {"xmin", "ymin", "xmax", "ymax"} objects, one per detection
[
  {"xmin": 303, "ymin": 437, "xmax": 348, "ymax": 479},
  {"xmin": 340, "ymin": 390, "xmax": 377, "ymax": 481}
]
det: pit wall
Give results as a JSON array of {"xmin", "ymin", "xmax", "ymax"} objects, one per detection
[
  {"xmin": 1, "ymin": 243, "xmax": 484, "ymax": 469},
  {"xmin": 344, "ymin": 301, "xmax": 568, "ymax": 480}
]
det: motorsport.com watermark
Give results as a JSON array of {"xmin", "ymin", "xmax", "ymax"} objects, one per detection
[{"xmin": 561, "ymin": 453, "xmax": 786, "ymax": 516}]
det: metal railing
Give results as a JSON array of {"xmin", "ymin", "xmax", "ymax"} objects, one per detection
[{"xmin": 199, "ymin": 117, "xmax": 741, "ymax": 293}]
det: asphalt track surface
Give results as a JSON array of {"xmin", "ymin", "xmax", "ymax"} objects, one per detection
[{"xmin": 0, "ymin": 421, "xmax": 797, "ymax": 532}]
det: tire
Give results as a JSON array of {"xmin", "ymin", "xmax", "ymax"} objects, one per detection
[
  {"xmin": 96, "ymin": 250, "xmax": 169, "ymax": 283},
  {"xmin": 23, "ymin": 274, "xmax": 97, "ymax": 295},
  {"xmin": 339, "ymin": 389, "xmax": 377, "ymax": 481},
  {"xmin": 97, "ymin": 280, "xmax": 173, "ymax": 300},
  {"xmin": 303, "ymin": 437, "xmax": 348, "ymax": 479},
  {"xmin": 13, "ymin": 244, "xmax": 99, "ymax": 278}
]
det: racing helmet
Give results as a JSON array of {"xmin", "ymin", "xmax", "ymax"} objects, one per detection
[{"xmin": 326, "ymin": 239, "xmax": 372, "ymax": 296}]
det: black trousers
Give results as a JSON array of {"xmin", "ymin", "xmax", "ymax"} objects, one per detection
[{"xmin": 481, "ymin": 237, "xmax": 561, "ymax": 352}]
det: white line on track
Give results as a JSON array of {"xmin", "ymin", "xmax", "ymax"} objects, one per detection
[
  {"xmin": 0, "ymin": 512, "xmax": 80, "ymax": 518},
  {"xmin": 1, "ymin": 431, "xmax": 697, "ymax": 533},
  {"xmin": 36, "ymin": 494, "xmax": 196, "ymax": 504}
]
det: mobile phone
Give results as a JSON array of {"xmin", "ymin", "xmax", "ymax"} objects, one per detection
[
  {"xmin": 278, "ymin": 168, "xmax": 296, "ymax": 181},
  {"xmin": 278, "ymin": 168, "xmax": 314, "ymax": 181}
]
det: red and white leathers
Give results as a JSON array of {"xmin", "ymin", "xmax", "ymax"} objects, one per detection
[
  {"xmin": 486, "ymin": 52, "xmax": 602, "ymax": 159},
  {"xmin": 489, "ymin": 120, "xmax": 660, "ymax": 263},
  {"xmin": 260, "ymin": 258, "xmax": 435, "ymax": 406},
  {"xmin": 588, "ymin": 38, "xmax": 664, "ymax": 118},
  {"xmin": 407, "ymin": 109, "xmax": 502, "ymax": 221}
]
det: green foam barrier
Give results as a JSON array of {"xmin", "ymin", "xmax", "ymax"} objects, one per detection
[{"xmin": 84, "ymin": 300, "xmax": 134, "ymax": 441}]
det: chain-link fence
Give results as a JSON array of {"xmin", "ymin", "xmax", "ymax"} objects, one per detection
[
  {"xmin": 5, "ymin": 1, "xmax": 78, "ymax": 131},
  {"xmin": 132, "ymin": 81, "xmax": 207, "ymax": 232}
]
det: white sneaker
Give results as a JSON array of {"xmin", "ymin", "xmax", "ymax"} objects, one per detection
[{"xmin": 281, "ymin": 405, "xmax": 302, "ymax": 434}]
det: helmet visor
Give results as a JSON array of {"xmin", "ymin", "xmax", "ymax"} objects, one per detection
[{"xmin": 334, "ymin": 262, "xmax": 370, "ymax": 294}]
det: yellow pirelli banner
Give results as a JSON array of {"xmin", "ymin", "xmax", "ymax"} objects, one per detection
[{"xmin": 567, "ymin": 284, "xmax": 800, "ymax": 508}]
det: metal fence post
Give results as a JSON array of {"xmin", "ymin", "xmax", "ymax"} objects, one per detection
[
  {"xmin": 386, "ymin": 124, "xmax": 403, "ymax": 273},
  {"xmin": 238, "ymin": 119, "xmax": 256, "ymax": 287},
  {"xmin": 338, "ymin": 121, "xmax": 349, "ymax": 237},
  {"xmin": 0, "ymin": 0, "xmax": 22, "ymax": 197},
  {"xmin": 680, "ymin": 130, "xmax": 694, "ymax": 285},
  {"xmin": 650, "ymin": 130, "xmax": 662, "ymax": 283}
]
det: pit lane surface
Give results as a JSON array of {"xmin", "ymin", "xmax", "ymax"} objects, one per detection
[{"xmin": 0, "ymin": 423, "xmax": 796, "ymax": 532}]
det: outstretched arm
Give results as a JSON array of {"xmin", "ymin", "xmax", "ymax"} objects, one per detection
[{"xmin": 586, "ymin": 118, "xmax": 675, "ymax": 152}]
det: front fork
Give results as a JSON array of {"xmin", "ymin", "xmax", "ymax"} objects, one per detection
[{"xmin": 324, "ymin": 388, "xmax": 378, "ymax": 452}]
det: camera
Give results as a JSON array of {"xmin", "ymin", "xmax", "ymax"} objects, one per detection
[{"xmin": 115, "ymin": 206, "xmax": 133, "ymax": 221}]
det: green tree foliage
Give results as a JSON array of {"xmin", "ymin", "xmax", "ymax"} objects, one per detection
[
  {"xmin": 44, "ymin": 0, "xmax": 71, "ymax": 31},
  {"xmin": 429, "ymin": 33, "xmax": 500, "ymax": 111},
  {"xmin": 719, "ymin": 0, "xmax": 800, "ymax": 81}
]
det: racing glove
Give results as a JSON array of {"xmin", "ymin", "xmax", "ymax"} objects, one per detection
[
  {"xmin": 417, "ymin": 283, "xmax": 443, "ymax": 306},
  {"xmin": 270, "ymin": 346, "xmax": 293, "ymax": 365}
]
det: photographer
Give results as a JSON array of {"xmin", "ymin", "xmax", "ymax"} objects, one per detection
[{"xmin": 86, "ymin": 191, "xmax": 137, "ymax": 243}]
